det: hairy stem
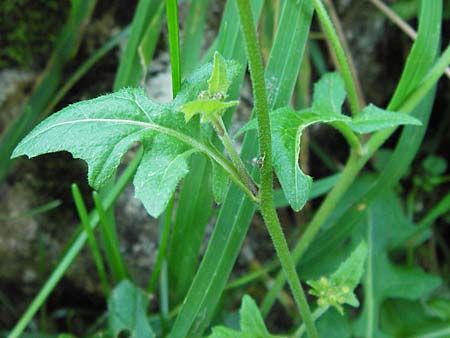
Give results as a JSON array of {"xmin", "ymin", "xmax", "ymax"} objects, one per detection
[
  {"xmin": 212, "ymin": 117, "xmax": 259, "ymax": 196},
  {"xmin": 236, "ymin": 0, "xmax": 318, "ymax": 336}
]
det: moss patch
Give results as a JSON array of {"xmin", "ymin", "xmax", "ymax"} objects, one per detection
[{"xmin": 0, "ymin": 0, "xmax": 70, "ymax": 69}]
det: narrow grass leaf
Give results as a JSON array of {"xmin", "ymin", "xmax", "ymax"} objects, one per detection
[
  {"xmin": 71, "ymin": 184, "xmax": 110, "ymax": 296},
  {"xmin": 388, "ymin": 0, "xmax": 443, "ymax": 110},
  {"xmin": 180, "ymin": 0, "xmax": 210, "ymax": 76},
  {"xmin": 138, "ymin": 2, "xmax": 165, "ymax": 74},
  {"xmin": 166, "ymin": 0, "xmax": 181, "ymax": 95},
  {"xmin": 93, "ymin": 191, "xmax": 128, "ymax": 282},
  {"xmin": 113, "ymin": 0, "xmax": 162, "ymax": 90},
  {"xmin": 0, "ymin": 200, "xmax": 61, "ymax": 222}
]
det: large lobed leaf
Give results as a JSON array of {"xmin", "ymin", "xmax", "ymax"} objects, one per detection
[
  {"xmin": 237, "ymin": 72, "xmax": 421, "ymax": 211},
  {"xmin": 267, "ymin": 108, "xmax": 350, "ymax": 211},
  {"xmin": 12, "ymin": 61, "xmax": 240, "ymax": 218}
]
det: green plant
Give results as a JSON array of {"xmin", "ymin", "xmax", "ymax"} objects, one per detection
[{"xmin": 5, "ymin": 0, "xmax": 450, "ymax": 337}]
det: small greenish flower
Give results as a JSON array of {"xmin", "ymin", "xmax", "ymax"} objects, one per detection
[{"xmin": 306, "ymin": 242, "xmax": 367, "ymax": 315}]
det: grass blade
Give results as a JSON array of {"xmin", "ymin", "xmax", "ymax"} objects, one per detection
[
  {"xmin": 93, "ymin": 191, "xmax": 128, "ymax": 282},
  {"xmin": 113, "ymin": 0, "xmax": 163, "ymax": 90},
  {"xmin": 46, "ymin": 27, "xmax": 130, "ymax": 115},
  {"xmin": 71, "ymin": 184, "xmax": 110, "ymax": 297},
  {"xmin": 166, "ymin": 0, "xmax": 181, "ymax": 95},
  {"xmin": 138, "ymin": 2, "xmax": 165, "ymax": 78},
  {"xmin": 148, "ymin": 197, "xmax": 174, "ymax": 293},
  {"xmin": 0, "ymin": 200, "xmax": 61, "ymax": 222},
  {"xmin": 180, "ymin": 0, "xmax": 210, "ymax": 76}
]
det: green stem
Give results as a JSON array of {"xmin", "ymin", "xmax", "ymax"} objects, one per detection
[
  {"xmin": 236, "ymin": 0, "xmax": 318, "ymax": 337},
  {"xmin": 212, "ymin": 117, "xmax": 259, "ymax": 196},
  {"xmin": 331, "ymin": 122, "xmax": 365, "ymax": 155},
  {"xmin": 313, "ymin": 0, "xmax": 361, "ymax": 116}
]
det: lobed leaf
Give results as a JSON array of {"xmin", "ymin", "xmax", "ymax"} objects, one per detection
[
  {"xmin": 13, "ymin": 59, "xmax": 241, "ymax": 218},
  {"xmin": 12, "ymin": 88, "xmax": 194, "ymax": 218},
  {"xmin": 237, "ymin": 107, "xmax": 350, "ymax": 211}
]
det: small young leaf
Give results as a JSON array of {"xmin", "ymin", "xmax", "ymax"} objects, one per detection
[
  {"xmin": 210, "ymin": 160, "xmax": 229, "ymax": 204},
  {"xmin": 307, "ymin": 241, "xmax": 368, "ymax": 314},
  {"xmin": 423, "ymin": 155, "xmax": 447, "ymax": 176},
  {"xmin": 348, "ymin": 104, "xmax": 422, "ymax": 134},
  {"xmin": 207, "ymin": 295, "xmax": 271, "ymax": 338},
  {"xmin": 312, "ymin": 72, "xmax": 347, "ymax": 115},
  {"xmin": 208, "ymin": 51, "xmax": 231, "ymax": 97},
  {"xmin": 108, "ymin": 280, "xmax": 155, "ymax": 338},
  {"xmin": 178, "ymin": 99, "xmax": 238, "ymax": 122},
  {"xmin": 239, "ymin": 295, "xmax": 270, "ymax": 336}
]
